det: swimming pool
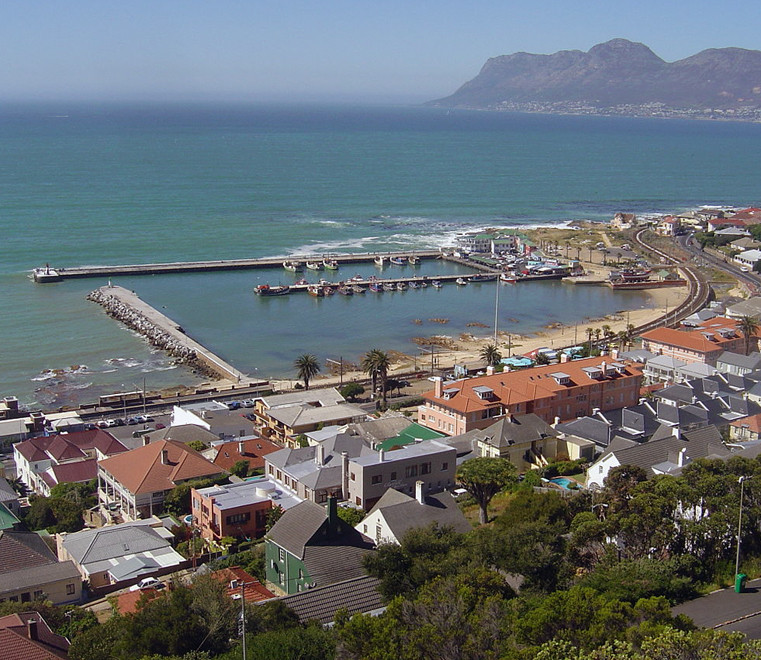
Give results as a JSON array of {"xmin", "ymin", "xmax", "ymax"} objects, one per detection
[{"xmin": 549, "ymin": 477, "xmax": 575, "ymax": 490}]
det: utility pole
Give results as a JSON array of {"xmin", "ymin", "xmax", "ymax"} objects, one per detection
[
  {"xmin": 736, "ymin": 476, "xmax": 747, "ymax": 582},
  {"xmin": 240, "ymin": 581, "xmax": 247, "ymax": 660},
  {"xmin": 494, "ymin": 279, "xmax": 500, "ymax": 346},
  {"xmin": 326, "ymin": 357, "xmax": 344, "ymax": 387}
]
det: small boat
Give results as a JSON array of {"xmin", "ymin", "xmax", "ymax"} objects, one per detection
[
  {"xmin": 468, "ymin": 273, "xmax": 498, "ymax": 282},
  {"xmin": 431, "ymin": 280, "xmax": 443, "ymax": 288},
  {"xmin": 408, "ymin": 281, "xmax": 419, "ymax": 289},
  {"xmin": 396, "ymin": 282, "xmax": 407, "ymax": 291},
  {"xmin": 374, "ymin": 255, "xmax": 386, "ymax": 267},
  {"xmin": 283, "ymin": 260, "xmax": 303, "ymax": 272},
  {"xmin": 390, "ymin": 256, "xmax": 406, "ymax": 265},
  {"xmin": 456, "ymin": 278, "xmax": 468, "ymax": 286},
  {"xmin": 295, "ymin": 278, "xmax": 309, "ymax": 286},
  {"xmin": 408, "ymin": 255, "xmax": 420, "ymax": 265},
  {"xmin": 419, "ymin": 281, "xmax": 428, "ymax": 288},
  {"xmin": 501, "ymin": 273, "xmax": 517, "ymax": 284},
  {"xmin": 306, "ymin": 261, "xmax": 323, "ymax": 271},
  {"xmin": 255, "ymin": 284, "xmax": 290, "ymax": 296},
  {"xmin": 307, "ymin": 284, "xmax": 325, "ymax": 297},
  {"xmin": 338, "ymin": 286, "xmax": 354, "ymax": 296},
  {"xmin": 323, "ymin": 258, "xmax": 339, "ymax": 270},
  {"xmin": 349, "ymin": 274, "xmax": 364, "ymax": 283},
  {"xmin": 369, "ymin": 283, "xmax": 383, "ymax": 293},
  {"xmin": 383, "ymin": 282, "xmax": 396, "ymax": 291},
  {"xmin": 352, "ymin": 285, "xmax": 366, "ymax": 294}
]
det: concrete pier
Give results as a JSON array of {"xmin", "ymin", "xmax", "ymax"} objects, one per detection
[{"xmin": 87, "ymin": 285, "xmax": 258, "ymax": 385}]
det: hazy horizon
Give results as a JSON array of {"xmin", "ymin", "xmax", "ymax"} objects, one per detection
[{"xmin": 4, "ymin": 2, "xmax": 760, "ymax": 104}]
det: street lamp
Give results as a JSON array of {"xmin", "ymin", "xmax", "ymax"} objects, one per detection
[{"xmin": 736, "ymin": 475, "xmax": 747, "ymax": 581}]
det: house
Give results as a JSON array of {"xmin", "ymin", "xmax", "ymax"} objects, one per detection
[
  {"xmin": 57, "ymin": 517, "xmax": 185, "ymax": 591},
  {"xmin": 274, "ymin": 575, "xmax": 384, "ymax": 626},
  {"xmin": 170, "ymin": 402, "xmax": 259, "ymax": 441},
  {"xmin": 729, "ymin": 413, "xmax": 761, "ymax": 443},
  {"xmin": 0, "ymin": 477, "xmax": 21, "ymax": 516},
  {"xmin": 205, "ymin": 437, "xmax": 281, "ymax": 473},
  {"xmin": 98, "ymin": 439, "xmax": 227, "ymax": 520},
  {"xmin": 725, "ymin": 297, "xmax": 761, "ymax": 320},
  {"xmin": 655, "ymin": 216, "xmax": 680, "ymax": 236},
  {"xmin": 640, "ymin": 317, "xmax": 757, "ymax": 366},
  {"xmin": 14, "ymin": 429, "xmax": 128, "ymax": 496},
  {"xmin": 418, "ymin": 356, "xmax": 643, "ymax": 435},
  {"xmin": 716, "ymin": 351, "xmax": 761, "ymax": 377},
  {"xmin": 0, "ymin": 530, "xmax": 82, "ymax": 605},
  {"xmin": 610, "ymin": 213, "xmax": 636, "ymax": 230},
  {"xmin": 466, "ymin": 414, "xmax": 559, "ymax": 469},
  {"xmin": 358, "ymin": 483, "xmax": 470, "ymax": 546},
  {"xmin": 265, "ymin": 497, "xmax": 374, "ymax": 595},
  {"xmin": 210, "ymin": 566, "xmax": 275, "ymax": 603},
  {"xmin": 734, "ymin": 249, "xmax": 761, "ymax": 270},
  {"xmin": 586, "ymin": 426, "xmax": 730, "ymax": 489},
  {"xmin": 253, "ymin": 388, "xmax": 366, "ymax": 447},
  {"xmin": 192, "ymin": 479, "xmax": 288, "ymax": 542},
  {"xmin": 0, "ymin": 611, "xmax": 71, "ymax": 659}
]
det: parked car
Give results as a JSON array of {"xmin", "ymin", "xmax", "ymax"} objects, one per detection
[
  {"xmin": 154, "ymin": 422, "xmax": 166, "ymax": 429},
  {"xmin": 127, "ymin": 417, "xmax": 139, "ymax": 425},
  {"xmin": 227, "ymin": 401, "xmax": 242, "ymax": 410},
  {"xmin": 242, "ymin": 399, "xmax": 255, "ymax": 408},
  {"xmin": 129, "ymin": 577, "xmax": 165, "ymax": 591}
]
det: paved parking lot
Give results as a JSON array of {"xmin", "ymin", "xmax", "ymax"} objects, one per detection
[{"xmin": 673, "ymin": 578, "xmax": 761, "ymax": 638}]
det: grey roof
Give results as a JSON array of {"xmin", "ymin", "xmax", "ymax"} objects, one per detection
[
  {"xmin": 369, "ymin": 489, "xmax": 471, "ymax": 540},
  {"xmin": 350, "ymin": 440, "xmax": 455, "ymax": 468},
  {"xmin": 267, "ymin": 402, "xmax": 366, "ymax": 428},
  {"xmin": 646, "ymin": 355, "xmax": 686, "ymax": 369},
  {"xmin": 717, "ymin": 351, "xmax": 761, "ymax": 371},
  {"xmin": 464, "ymin": 414, "xmax": 558, "ymax": 450},
  {"xmin": 655, "ymin": 384, "xmax": 696, "ymax": 406},
  {"xmin": 61, "ymin": 520, "xmax": 170, "ymax": 566},
  {"xmin": 347, "ymin": 416, "xmax": 413, "ymax": 445},
  {"xmin": 0, "ymin": 530, "xmax": 58, "ymax": 575},
  {"xmin": 0, "ymin": 560, "xmax": 81, "ymax": 596},
  {"xmin": 301, "ymin": 541, "xmax": 374, "ymax": 587},
  {"xmin": 267, "ymin": 501, "xmax": 334, "ymax": 558},
  {"xmin": 0, "ymin": 477, "xmax": 18, "ymax": 504},
  {"xmin": 676, "ymin": 363, "xmax": 717, "ymax": 380},
  {"xmin": 258, "ymin": 388, "xmax": 346, "ymax": 410},
  {"xmin": 276, "ymin": 575, "xmax": 383, "ymax": 625},
  {"xmin": 162, "ymin": 424, "xmax": 221, "ymax": 445},
  {"xmin": 556, "ymin": 417, "xmax": 611, "ymax": 447},
  {"xmin": 726, "ymin": 298, "xmax": 761, "ymax": 319}
]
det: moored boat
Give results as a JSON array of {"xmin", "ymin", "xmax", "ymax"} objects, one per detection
[
  {"xmin": 307, "ymin": 284, "xmax": 325, "ymax": 297},
  {"xmin": 383, "ymin": 282, "xmax": 396, "ymax": 291},
  {"xmin": 349, "ymin": 274, "xmax": 364, "ymax": 282},
  {"xmin": 468, "ymin": 273, "xmax": 498, "ymax": 282},
  {"xmin": 408, "ymin": 281, "xmax": 419, "ymax": 289},
  {"xmin": 323, "ymin": 259, "xmax": 339, "ymax": 270},
  {"xmin": 500, "ymin": 273, "xmax": 517, "ymax": 284},
  {"xmin": 396, "ymin": 282, "xmax": 407, "ymax": 291},
  {"xmin": 369, "ymin": 283, "xmax": 383, "ymax": 293},
  {"xmin": 390, "ymin": 256, "xmax": 406, "ymax": 265},
  {"xmin": 283, "ymin": 260, "xmax": 303, "ymax": 272},
  {"xmin": 431, "ymin": 280, "xmax": 443, "ymax": 288},
  {"xmin": 306, "ymin": 261, "xmax": 323, "ymax": 271},
  {"xmin": 408, "ymin": 255, "xmax": 420, "ymax": 265},
  {"xmin": 374, "ymin": 255, "xmax": 386, "ymax": 266},
  {"xmin": 338, "ymin": 286, "xmax": 354, "ymax": 295},
  {"xmin": 255, "ymin": 284, "xmax": 290, "ymax": 296},
  {"xmin": 295, "ymin": 278, "xmax": 309, "ymax": 285},
  {"xmin": 352, "ymin": 285, "xmax": 366, "ymax": 294},
  {"xmin": 456, "ymin": 277, "xmax": 468, "ymax": 286}
]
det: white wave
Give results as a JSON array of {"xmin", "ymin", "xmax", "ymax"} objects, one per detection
[{"xmin": 142, "ymin": 364, "xmax": 178, "ymax": 372}]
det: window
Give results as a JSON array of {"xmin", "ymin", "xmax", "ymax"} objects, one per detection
[
  {"xmin": 390, "ymin": 472, "xmax": 397, "ymax": 480},
  {"xmin": 279, "ymin": 572, "xmax": 284, "ymax": 585},
  {"xmin": 441, "ymin": 462, "xmax": 449, "ymax": 471},
  {"xmin": 66, "ymin": 584, "xmax": 76, "ymax": 596},
  {"xmin": 21, "ymin": 592, "xmax": 30, "ymax": 603},
  {"xmin": 405, "ymin": 465, "xmax": 418, "ymax": 478},
  {"xmin": 371, "ymin": 474, "xmax": 382, "ymax": 485},
  {"xmin": 298, "ymin": 568, "xmax": 303, "ymax": 579},
  {"xmin": 279, "ymin": 548, "xmax": 285, "ymax": 562},
  {"xmin": 34, "ymin": 590, "xmax": 44, "ymax": 599},
  {"xmin": 421, "ymin": 462, "xmax": 431, "ymax": 475},
  {"xmin": 350, "ymin": 472, "xmax": 356, "ymax": 481},
  {"xmin": 355, "ymin": 496, "xmax": 362, "ymax": 506},
  {"xmin": 226, "ymin": 512, "xmax": 251, "ymax": 525}
]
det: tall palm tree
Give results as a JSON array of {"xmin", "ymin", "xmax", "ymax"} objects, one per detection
[
  {"xmin": 294, "ymin": 354, "xmax": 320, "ymax": 390},
  {"xmin": 362, "ymin": 349, "xmax": 391, "ymax": 407},
  {"xmin": 585, "ymin": 327, "xmax": 594, "ymax": 353},
  {"xmin": 480, "ymin": 343, "xmax": 503, "ymax": 368},
  {"xmin": 738, "ymin": 315, "xmax": 761, "ymax": 355}
]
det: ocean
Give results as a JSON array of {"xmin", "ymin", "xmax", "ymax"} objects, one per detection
[{"xmin": 2, "ymin": 103, "xmax": 760, "ymax": 409}]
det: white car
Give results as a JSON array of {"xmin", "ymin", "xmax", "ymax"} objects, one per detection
[{"xmin": 129, "ymin": 577, "xmax": 164, "ymax": 591}]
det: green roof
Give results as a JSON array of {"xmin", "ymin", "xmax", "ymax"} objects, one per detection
[
  {"xmin": 376, "ymin": 423, "xmax": 445, "ymax": 452},
  {"xmin": 0, "ymin": 502, "xmax": 20, "ymax": 530}
]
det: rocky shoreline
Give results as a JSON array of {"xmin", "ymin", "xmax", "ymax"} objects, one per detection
[{"xmin": 87, "ymin": 288, "xmax": 218, "ymax": 380}]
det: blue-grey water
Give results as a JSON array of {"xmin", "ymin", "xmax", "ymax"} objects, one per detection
[{"xmin": 2, "ymin": 103, "xmax": 760, "ymax": 408}]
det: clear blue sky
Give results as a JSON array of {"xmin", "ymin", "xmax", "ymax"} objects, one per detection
[{"xmin": 4, "ymin": 0, "xmax": 758, "ymax": 103}]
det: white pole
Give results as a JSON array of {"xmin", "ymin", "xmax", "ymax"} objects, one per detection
[{"xmin": 736, "ymin": 476, "xmax": 746, "ymax": 580}]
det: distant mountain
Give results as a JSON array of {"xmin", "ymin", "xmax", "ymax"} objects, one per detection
[{"xmin": 430, "ymin": 39, "xmax": 761, "ymax": 117}]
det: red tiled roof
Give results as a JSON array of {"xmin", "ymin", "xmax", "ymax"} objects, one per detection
[
  {"xmin": 421, "ymin": 356, "xmax": 642, "ymax": 415},
  {"xmin": 212, "ymin": 566, "xmax": 275, "ymax": 603},
  {"xmin": 99, "ymin": 439, "xmax": 226, "ymax": 495},
  {"xmin": 640, "ymin": 316, "xmax": 755, "ymax": 354},
  {"xmin": 212, "ymin": 438, "xmax": 280, "ymax": 472},
  {"xmin": 49, "ymin": 458, "xmax": 97, "ymax": 485},
  {"xmin": 112, "ymin": 588, "xmax": 164, "ymax": 614},
  {"xmin": 731, "ymin": 412, "xmax": 761, "ymax": 434},
  {"xmin": 15, "ymin": 429, "xmax": 127, "ymax": 464},
  {"xmin": 729, "ymin": 208, "xmax": 761, "ymax": 222},
  {"xmin": 0, "ymin": 612, "xmax": 69, "ymax": 659}
]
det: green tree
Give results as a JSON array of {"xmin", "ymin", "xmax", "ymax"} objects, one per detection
[
  {"xmin": 265, "ymin": 504, "xmax": 285, "ymax": 531},
  {"xmin": 337, "ymin": 506, "xmax": 365, "ymax": 527},
  {"xmin": 187, "ymin": 440, "xmax": 207, "ymax": 452},
  {"xmin": 362, "ymin": 349, "xmax": 391, "ymax": 408},
  {"xmin": 479, "ymin": 343, "xmax": 503, "ymax": 368},
  {"xmin": 339, "ymin": 382, "xmax": 365, "ymax": 401},
  {"xmin": 456, "ymin": 457, "xmax": 518, "ymax": 524},
  {"xmin": 738, "ymin": 315, "xmax": 760, "ymax": 355},
  {"xmin": 293, "ymin": 353, "xmax": 320, "ymax": 390},
  {"xmin": 230, "ymin": 459, "xmax": 250, "ymax": 478}
]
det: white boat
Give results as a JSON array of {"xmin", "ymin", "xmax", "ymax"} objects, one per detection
[
  {"xmin": 456, "ymin": 277, "xmax": 468, "ymax": 286},
  {"xmin": 408, "ymin": 255, "xmax": 420, "ymax": 265},
  {"xmin": 374, "ymin": 255, "xmax": 386, "ymax": 266},
  {"xmin": 283, "ymin": 260, "xmax": 303, "ymax": 272},
  {"xmin": 323, "ymin": 259, "xmax": 339, "ymax": 270},
  {"xmin": 432, "ymin": 280, "xmax": 443, "ymax": 288},
  {"xmin": 306, "ymin": 261, "xmax": 323, "ymax": 271}
]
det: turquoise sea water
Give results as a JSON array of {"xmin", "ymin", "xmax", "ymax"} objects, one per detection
[{"xmin": 2, "ymin": 103, "xmax": 760, "ymax": 408}]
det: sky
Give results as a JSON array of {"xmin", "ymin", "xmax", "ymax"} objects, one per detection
[{"xmin": 3, "ymin": 1, "xmax": 759, "ymax": 104}]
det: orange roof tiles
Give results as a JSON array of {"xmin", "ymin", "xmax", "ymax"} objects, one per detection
[
  {"xmin": 99, "ymin": 439, "xmax": 226, "ymax": 495},
  {"xmin": 731, "ymin": 413, "xmax": 761, "ymax": 434},
  {"xmin": 212, "ymin": 438, "xmax": 280, "ymax": 472},
  {"xmin": 212, "ymin": 566, "xmax": 275, "ymax": 603},
  {"xmin": 641, "ymin": 316, "xmax": 756, "ymax": 354}
]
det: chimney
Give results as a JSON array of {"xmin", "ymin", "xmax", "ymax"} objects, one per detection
[
  {"xmin": 378, "ymin": 448, "xmax": 385, "ymax": 462},
  {"xmin": 601, "ymin": 361, "xmax": 607, "ymax": 375},
  {"xmin": 3, "ymin": 397, "xmax": 18, "ymax": 412},
  {"xmin": 30, "ymin": 412, "xmax": 45, "ymax": 432},
  {"xmin": 161, "ymin": 449, "xmax": 169, "ymax": 465},
  {"xmin": 433, "ymin": 377, "xmax": 443, "ymax": 398},
  {"xmin": 315, "ymin": 443, "xmax": 325, "ymax": 466},
  {"xmin": 552, "ymin": 416, "xmax": 560, "ymax": 428},
  {"xmin": 27, "ymin": 618, "xmax": 38, "ymax": 641},
  {"xmin": 143, "ymin": 435, "xmax": 151, "ymax": 446},
  {"xmin": 415, "ymin": 480, "xmax": 425, "ymax": 505},
  {"xmin": 559, "ymin": 352, "xmax": 569, "ymax": 363},
  {"xmin": 677, "ymin": 446, "xmax": 687, "ymax": 467},
  {"xmin": 341, "ymin": 451, "xmax": 349, "ymax": 500},
  {"xmin": 673, "ymin": 426, "xmax": 681, "ymax": 440},
  {"xmin": 486, "ymin": 365, "xmax": 495, "ymax": 376},
  {"xmin": 238, "ymin": 440, "xmax": 245, "ymax": 455},
  {"xmin": 326, "ymin": 495, "xmax": 338, "ymax": 537},
  {"xmin": 611, "ymin": 348, "xmax": 620, "ymax": 359}
]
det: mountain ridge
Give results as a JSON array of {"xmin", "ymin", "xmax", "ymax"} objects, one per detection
[{"xmin": 430, "ymin": 39, "xmax": 761, "ymax": 118}]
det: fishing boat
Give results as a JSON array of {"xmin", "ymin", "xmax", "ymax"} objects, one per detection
[
  {"xmin": 255, "ymin": 284, "xmax": 290, "ymax": 296},
  {"xmin": 383, "ymin": 282, "xmax": 396, "ymax": 291},
  {"xmin": 396, "ymin": 282, "xmax": 407, "ymax": 291},
  {"xmin": 431, "ymin": 280, "xmax": 443, "ymax": 288},
  {"xmin": 294, "ymin": 278, "xmax": 309, "ymax": 286},
  {"xmin": 307, "ymin": 284, "xmax": 325, "ymax": 297},
  {"xmin": 283, "ymin": 260, "xmax": 303, "ymax": 272},
  {"xmin": 408, "ymin": 281, "xmax": 419, "ymax": 289},
  {"xmin": 468, "ymin": 273, "xmax": 498, "ymax": 282},
  {"xmin": 338, "ymin": 286, "xmax": 354, "ymax": 296},
  {"xmin": 408, "ymin": 255, "xmax": 420, "ymax": 265},
  {"xmin": 419, "ymin": 281, "xmax": 428, "ymax": 288},
  {"xmin": 500, "ymin": 273, "xmax": 517, "ymax": 284},
  {"xmin": 352, "ymin": 285, "xmax": 366, "ymax": 294},
  {"xmin": 369, "ymin": 283, "xmax": 383, "ymax": 293},
  {"xmin": 349, "ymin": 274, "xmax": 364, "ymax": 283},
  {"xmin": 456, "ymin": 278, "xmax": 468, "ymax": 286},
  {"xmin": 389, "ymin": 256, "xmax": 406, "ymax": 265},
  {"xmin": 323, "ymin": 258, "xmax": 340, "ymax": 270},
  {"xmin": 306, "ymin": 261, "xmax": 323, "ymax": 271},
  {"xmin": 374, "ymin": 255, "xmax": 387, "ymax": 266}
]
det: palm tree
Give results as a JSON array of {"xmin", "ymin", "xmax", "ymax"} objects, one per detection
[
  {"xmin": 594, "ymin": 328, "xmax": 602, "ymax": 346},
  {"xmin": 738, "ymin": 315, "xmax": 760, "ymax": 355},
  {"xmin": 362, "ymin": 349, "xmax": 391, "ymax": 407},
  {"xmin": 480, "ymin": 343, "xmax": 503, "ymax": 368},
  {"xmin": 294, "ymin": 354, "xmax": 320, "ymax": 390},
  {"xmin": 585, "ymin": 327, "xmax": 594, "ymax": 353}
]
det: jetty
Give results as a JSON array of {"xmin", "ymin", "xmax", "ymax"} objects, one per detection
[
  {"xmin": 32, "ymin": 251, "xmax": 444, "ymax": 282},
  {"xmin": 87, "ymin": 285, "xmax": 261, "ymax": 385}
]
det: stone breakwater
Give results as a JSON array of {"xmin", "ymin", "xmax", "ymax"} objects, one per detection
[{"xmin": 87, "ymin": 287, "xmax": 218, "ymax": 380}]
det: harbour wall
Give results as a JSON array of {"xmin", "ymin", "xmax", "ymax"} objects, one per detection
[{"xmin": 87, "ymin": 285, "xmax": 254, "ymax": 384}]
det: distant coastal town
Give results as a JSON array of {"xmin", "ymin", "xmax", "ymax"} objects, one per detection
[{"xmin": 6, "ymin": 203, "xmax": 761, "ymax": 657}]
